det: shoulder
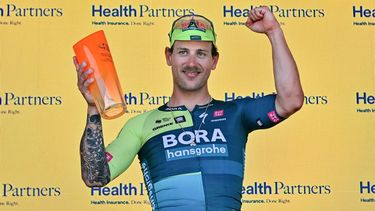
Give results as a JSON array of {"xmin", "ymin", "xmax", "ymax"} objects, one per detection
[
  {"xmin": 125, "ymin": 107, "xmax": 161, "ymax": 127},
  {"xmin": 115, "ymin": 108, "xmax": 161, "ymax": 141},
  {"xmin": 123, "ymin": 104, "xmax": 173, "ymax": 131},
  {"xmin": 213, "ymin": 95, "xmax": 277, "ymax": 115}
]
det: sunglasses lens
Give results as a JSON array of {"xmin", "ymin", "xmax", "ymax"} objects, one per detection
[{"xmin": 173, "ymin": 16, "xmax": 213, "ymax": 32}]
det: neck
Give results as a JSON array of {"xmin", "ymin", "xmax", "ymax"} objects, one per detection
[{"xmin": 169, "ymin": 89, "xmax": 211, "ymax": 111}]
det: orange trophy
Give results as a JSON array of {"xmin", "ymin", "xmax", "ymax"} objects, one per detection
[{"xmin": 73, "ymin": 30, "xmax": 126, "ymax": 119}]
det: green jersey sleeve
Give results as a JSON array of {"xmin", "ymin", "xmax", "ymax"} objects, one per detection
[{"xmin": 105, "ymin": 114, "xmax": 146, "ymax": 181}]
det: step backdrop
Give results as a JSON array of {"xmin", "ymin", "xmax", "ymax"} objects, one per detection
[{"xmin": 0, "ymin": 0, "xmax": 374, "ymax": 211}]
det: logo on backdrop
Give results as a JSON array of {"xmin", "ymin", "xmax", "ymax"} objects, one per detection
[
  {"xmin": 90, "ymin": 182, "xmax": 150, "ymax": 206},
  {"xmin": 0, "ymin": 92, "xmax": 62, "ymax": 116},
  {"xmin": 124, "ymin": 92, "xmax": 169, "ymax": 106},
  {"xmin": 91, "ymin": 4, "xmax": 194, "ymax": 18},
  {"xmin": 223, "ymin": 5, "xmax": 325, "ymax": 18},
  {"xmin": 0, "ymin": 183, "xmax": 61, "ymax": 197},
  {"xmin": 0, "ymin": 4, "xmax": 63, "ymax": 17},
  {"xmin": 355, "ymin": 92, "xmax": 375, "ymax": 113},
  {"xmin": 0, "ymin": 3, "xmax": 63, "ymax": 26},
  {"xmin": 91, "ymin": 4, "xmax": 194, "ymax": 27},
  {"xmin": 241, "ymin": 181, "xmax": 331, "ymax": 205},
  {"xmin": 0, "ymin": 92, "xmax": 62, "ymax": 106},
  {"xmin": 352, "ymin": 6, "xmax": 375, "ymax": 27},
  {"xmin": 224, "ymin": 92, "xmax": 328, "ymax": 105},
  {"xmin": 359, "ymin": 181, "xmax": 375, "ymax": 203},
  {"xmin": 222, "ymin": 4, "xmax": 325, "ymax": 27}
]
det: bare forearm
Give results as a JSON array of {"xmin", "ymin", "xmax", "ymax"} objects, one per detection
[
  {"xmin": 80, "ymin": 112, "xmax": 110, "ymax": 187},
  {"xmin": 267, "ymin": 28, "xmax": 304, "ymax": 117},
  {"xmin": 245, "ymin": 7, "xmax": 303, "ymax": 117}
]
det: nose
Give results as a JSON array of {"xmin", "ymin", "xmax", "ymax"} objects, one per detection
[{"xmin": 186, "ymin": 55, "xmax": 198, "ymax": 67}]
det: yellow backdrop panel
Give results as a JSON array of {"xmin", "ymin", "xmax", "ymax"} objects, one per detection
[{"xmin": 0, "ymin": 0, "xmax": 374, "ymax": 211}]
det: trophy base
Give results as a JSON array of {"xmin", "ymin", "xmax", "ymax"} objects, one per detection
[{"xmin": 101, "ymin": 103, "xmax": 126, "ymax": 120}]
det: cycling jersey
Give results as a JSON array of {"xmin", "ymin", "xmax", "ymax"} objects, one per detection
[{"xmin": 106, "ymin": 94, "xmax": 284, "ymax": 211}]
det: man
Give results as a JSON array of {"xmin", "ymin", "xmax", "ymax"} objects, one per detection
[{"xmin": 74, "ymin": 7, "xmax": 303, "ymax": 211}]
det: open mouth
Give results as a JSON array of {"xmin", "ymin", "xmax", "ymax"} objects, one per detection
[{"xmin": 183, "ymin": 70, "xmax": 200, "ymax": 78}]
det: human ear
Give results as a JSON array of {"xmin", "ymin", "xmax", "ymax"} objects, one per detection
[{"xmin": 165, "ymin": 47, "xmax": 172, "ymax": 66}]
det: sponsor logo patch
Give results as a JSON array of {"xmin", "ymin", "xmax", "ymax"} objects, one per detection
[
  {"xmin": 174, "ymin": 115, "xmax": 186, "ymax": 123},
  {"xmin": 213, "ymin": 109, "xmax": 224, "ymax": 117},
  {"xmin": 267, "ymin": 110, "xmax": 281, "ymax": 123},
  {"xmin": 256, "ymin": 119, "xmax": 264, "ymax": 126},
  {"xmin": 105, "ymin": 152, "xmax": 113, "ymax": 162},
  {"xmin": 162, "ymin": 117, "xmax": 171, "ymax": 122}
]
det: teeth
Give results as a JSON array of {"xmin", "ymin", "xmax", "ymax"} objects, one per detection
[{"xmin": 187, "ymin": 72, "xmax": 197, "ymax": 77}]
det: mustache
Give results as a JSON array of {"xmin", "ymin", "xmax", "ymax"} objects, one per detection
[{"xmin": 182, "ymin": 66, "xmax": 201, "ymax": 73}]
